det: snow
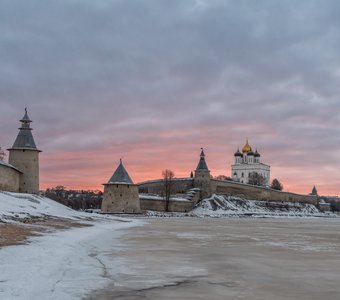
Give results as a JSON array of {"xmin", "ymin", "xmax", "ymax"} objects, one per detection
[
  {"xmin": 191, "ymin": 194, "xmax": 336, "ymax": 218},
  {"xmin": 0, "ymin": 192, "xmax": 143, "ymax": 299},
  {"xmin": 0, "ymin": 219, "xmax": 141, "ymax": 299},
  {"xmin": 0, "ymin": 191, "xmax": 337, "ymax": 298},
  {"xmin": 0, "ymin": 191, "xmax": 90, "ymax": 222},
  {"xmin": 139, "ymin": 194, "xmax": 190, "ymax": 202}
]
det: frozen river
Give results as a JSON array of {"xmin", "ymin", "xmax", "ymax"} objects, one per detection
[{"xmin": 87, "ymin": 217, "xmax": 340, "ymax": 300}]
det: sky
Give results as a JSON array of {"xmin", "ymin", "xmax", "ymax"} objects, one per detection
[{"xmin": 1, "ymin": 0, "xmax": 340, "ymax": 195}]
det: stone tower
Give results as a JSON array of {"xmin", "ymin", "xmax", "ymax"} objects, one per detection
[
  {"xmin": 194, "ymin": 148, "xmax": 211, "ymax": 199},
  {"xmin": 8, "ymin": 108, "xmax": 41, "ymax": 194},
  {"xmin": 311, "ymin": 185, "xmax": 318, "ymax": 196},
  {"xmin": 101, "ymin": 159, "xmax": 141, "ymax": 213}
]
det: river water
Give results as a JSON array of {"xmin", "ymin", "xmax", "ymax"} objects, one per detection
[{"xmin": 86, "ymin": 217, "xmax": 340, "ymax": 300}]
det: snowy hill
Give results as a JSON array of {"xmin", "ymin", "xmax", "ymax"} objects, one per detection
[
  {"xmin": 0, "ymin": 191, "xmax": 90, "ymax": 223},
  {"xmin": 192, "ymin": 195, "xmax": 335, "ymax": 218}
]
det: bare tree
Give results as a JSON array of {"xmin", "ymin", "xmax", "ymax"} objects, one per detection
[
  {"xmin": 248, "ymin": 172, "xmax": 266, "ymax": 186},
  {"xmin": 162, "ymin": 169, "xmax": 175, "ymax": 212},
  {"xmin": 271, "ymin": 178, "xmax": 283, "ymax": 191},
  {"xmin": 54, "ymin": 185, "xmax": 66, "ymax": 197},
  {"xmin": 0, "ymin": 147, "xmax": 6, "ymax": 161}
]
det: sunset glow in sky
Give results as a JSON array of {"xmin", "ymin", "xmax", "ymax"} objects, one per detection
[{"xmin": 1, "ymin": 1, "xmax": 340, "ymax": 196}]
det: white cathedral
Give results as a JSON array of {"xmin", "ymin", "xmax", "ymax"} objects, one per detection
[{"xmin": 231, "ymin": 139, "xmax": 270, "ymax": 185}]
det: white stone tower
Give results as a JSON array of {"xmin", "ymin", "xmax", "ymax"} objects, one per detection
[
  {"xmin": 8, "ymin": 108, "xmax": 41, "ymax": 194},
  {"xmin": 101, "ymin": 159, "xmax": 141, "ymax": 213}
]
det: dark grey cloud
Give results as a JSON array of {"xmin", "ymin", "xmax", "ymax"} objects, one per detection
[{"xmin": 1, "ymin": 0, "xmax": 340, "ymax": 193}]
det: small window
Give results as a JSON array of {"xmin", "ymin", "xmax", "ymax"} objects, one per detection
[{"xmin": 241, "ymin": 172, "xmax": 244, "ymax": 177}]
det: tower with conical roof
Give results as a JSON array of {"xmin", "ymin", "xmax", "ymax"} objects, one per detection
[
  {"xmin": 311, "ymin": 185, "xmax": 318, "ymax": 196},
  {"xmin": 8, "ymin": 108, "xmax": 41, "ymax": 194},
  {"xmin": 101, "ymin": 159, "xmax": 141, "ymax": 213},
  {"xmin": 194, "ymin": 148, "xmax": 212, "ymax": 198}
]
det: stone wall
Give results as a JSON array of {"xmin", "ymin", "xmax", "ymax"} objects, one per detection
[
  {"xmin": 211, "ymin": 179, "xmax": 317, "ymax": 205},
  {"xmin": 0, "ymin": 163, "xmax": 21, "ymax": 192},
  {"xmin": 138, "ymin": 178, "xmax": 194, "ymax": 195},
  {"xmin": 102, "ymin": 183, "xmax": 141, "ymax": 213},
  {"xmin": 318, "ymin": 202, "xmax": 331, "ymax": 212},
  {"xmin": 140, "ymin": 198, "xmax": 193, "ymax": 212},
  {"xmin": 8, "ymin": 149, "xmax": 40, "ymax": 194},
  {"xmin": 136, "ymin": 177, "xmax": 317, "ymax": 212}
]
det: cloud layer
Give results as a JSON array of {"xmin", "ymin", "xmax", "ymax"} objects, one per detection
[{"xmin": 1, "ymin": 0, "xmax": 340, "ymax": 195}]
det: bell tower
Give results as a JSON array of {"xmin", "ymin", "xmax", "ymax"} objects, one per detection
[{"xmin": 8, "ymin": 108, "xmax": 41, "ymax": 194}]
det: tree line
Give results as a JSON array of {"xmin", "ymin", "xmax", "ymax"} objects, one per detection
[{"xmin": 44, "ymin": 186, "xmax": 103, "ymax": 210}]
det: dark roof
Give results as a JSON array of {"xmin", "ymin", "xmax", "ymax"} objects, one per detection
[
  {"xmin": 254, "ymin": 149, "xmax": 261, "ymax": 157},
  {"xmin": 247, "ymin": 151, "xmax": 254, "ymax": 156},
  {"xmin": 11, "ymin": 130, "xmax": 37, "ymax": 149},
  {"xmin": 234, "ymin": 149, "xmax": 242, "ymax": 157},
  {"xmin": 9, "ymin": 109, "xmax": 39, "ymax": 151},
  {"xmin": 20, "ymin": 108, "xmax": 32, "ymax": 122},
  {"xmin": 108, "ymin": 160, "xmax": 134, "ymax": 184},
  {"xmin": 311, "ymin": 185, "xmax": 318, "ymax": 195},
  {"xmin": 196, "ymin": 148, "xmax": 209, "ymax": 171}
]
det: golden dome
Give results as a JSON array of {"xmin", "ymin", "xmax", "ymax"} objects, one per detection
[{"xmin": 242, "ymin": 139, "xmax": 252, "ymax": 153}]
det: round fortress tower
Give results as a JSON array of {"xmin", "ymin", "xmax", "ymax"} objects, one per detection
[
  {"xmin": 101, "ymin": 159, "xmax": 141, "ymax": 214},
  {"xmin": 7, "ymin": 109, "xmax": 41, "ymax": 194}
]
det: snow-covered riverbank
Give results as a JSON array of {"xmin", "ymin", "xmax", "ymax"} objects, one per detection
[{"xmin": 0, "ymin": 192, "xmax": 143, "ymax": 299}]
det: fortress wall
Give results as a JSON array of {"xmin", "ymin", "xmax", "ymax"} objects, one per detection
[
  {"xmin": 211, "ymin": 179, "xmax": 317, "ymax": 205},
  {"xmin": 0, "ymin": 164, "xmax": 20, "ymax": 192},
  {"xmin": 138, "ymin": 178, "xmax": 194, "ymax": 195},
  {"xmin": 140, "ymin": 198, "xmax": 193, "ymax": 212}
]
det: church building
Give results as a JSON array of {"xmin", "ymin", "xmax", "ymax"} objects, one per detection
[{"xmin": 231, "ymin": 139, "xmax": 270, "ymax": 185}]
